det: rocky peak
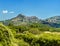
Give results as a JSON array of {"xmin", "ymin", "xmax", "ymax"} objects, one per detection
[{"xmin": 16, "ymin": 14, "xmax": 25, "ymax": 18}]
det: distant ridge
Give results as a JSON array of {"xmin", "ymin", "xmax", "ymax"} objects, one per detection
[{"xmin": 1, "ymin": 14, "xmax": 60, "ymax": 28}]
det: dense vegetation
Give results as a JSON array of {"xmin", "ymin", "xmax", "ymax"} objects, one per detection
[{"xmin": 0, "ymin": 22, "xmax": 60, "ymax": 46}]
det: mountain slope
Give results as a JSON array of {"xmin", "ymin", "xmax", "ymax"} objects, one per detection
[
  {"xmin": 45, "ymin": 16, "xmax": 60, "ymax": 24},
  {"xmin": 3, "ymin": 14, "xmax": 42, "ymax": 26},
  {"xmin": 42, "ymin": 16, "xmax": 60, "ymax": 28},
  {"xmin": 1, "ymin": 14, "xmax": 60, "ymax": 28}
]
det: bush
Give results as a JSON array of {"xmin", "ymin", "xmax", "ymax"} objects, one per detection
[
  {"xmin": 0, "ymin": 23, "xmax": 15, "ymax": 46},
  {"xmin": 29, "ymin": 28, "xmax": 40, "ymax": 34},
  {"xmin": 15, "ymin": 33, "xmax": 60, "ymax": 46}
]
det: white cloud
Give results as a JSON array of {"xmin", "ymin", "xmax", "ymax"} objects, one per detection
[
  {"xmin": 2, "ymin": 10, "xmax": 8, "ymax": 14},
  {"xmin": 9, "ymin": 11, "xmax": 14, "ymax": 13},
  {"xmin": 2, "ymin": 10, "xmax": 15, "ymax": 14}
]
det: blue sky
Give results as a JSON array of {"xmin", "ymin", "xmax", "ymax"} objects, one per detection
[{"xmin": 0, "ymin": 0, "xmax": 60, "ymax": 20}]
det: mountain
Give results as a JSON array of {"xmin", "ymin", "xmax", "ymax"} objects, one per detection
[
  {"xmin": 2, "ymin": 14, "xmax": 42, "ymax": 26},
  {"xmin": 45, "ymin": 16, "xmax": 60, "ymax": 24},
  {"xmin": 11, "ymin": 14, "xmax": 40, "ymax": 23},
  {"xmin": 1, "ymin": 14, "xmax": 60, "ymax": 28},
  {"xmin": 43, "ymin": 16, "xmax": 60, "ymax": 28}
]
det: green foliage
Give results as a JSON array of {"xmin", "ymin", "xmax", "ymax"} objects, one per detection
[
  {"xmin": 16, "ymin": 25, "xmax": 29, "ymax": 33},
  {"xmin": 29, "ymin": 28, "xmax": 40, "ymax": 34},
  {"xmin": 0, "ymin": 23, "xmax": 14, "ymax": 46},
  {"xmin": 15, "ymin": 33, "xmax": 60, "ymax": 46},
  {"xmin": 1, "ymin": 23, "xmax": 60, "ymax": 46}
]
